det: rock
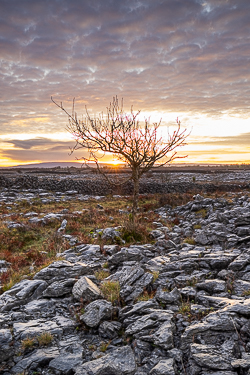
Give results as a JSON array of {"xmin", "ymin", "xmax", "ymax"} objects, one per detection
[
  {"xmin": 196, "ymin": 279, "xmax": 226, "ymax": 294},
  {"xmin": 24, "ymin": 299, "xmax": 55, "ymax": 315},
  {"xmin": 120, "ymin": 300, "xmax": 160, "ymax": 320},
  {"xmin": 72, "ymin": 276, "xmax": 104, "ymax": 302},
  {"xmin": 42, "ymin": 278, "xmax": 76, "ymax": 297},
  {"xmin": 149, "ymin": 358, "xmax": 176, "ymax": 375},
  {"xmin": 13, "ymin": 319, "xmax": 61, "ymax": 340},
  {"xmin": 108, "ymin": 265, "xmax": 153, "ymax": 302},
  {"xmin": 75, "ymin": 346, "xmax": 136, "ymax": 375},
  {"xmin": 229, "ymin": 254, "xmax": 250, "ymax": 271},
  {"xmin": 151, "ymin": 321, "xmax": 174, "ymax": 350},
  {"xmin": 4, "ymin": 185, "xmax": 250, "ymax": 374},
  {"xmin": 0, "ymin": 279, "xmax": 48, "ymax": 312},
  {"xmin": 146, "ymin": 256, "xmax": 170, "ymax": 272},
  {"xmin": 34, "ymin": 260, "xmax": 91, "ymax": 283},
  {"xmin": 11, "ymin": 348, "xmax": 60, "ymax": 373},
  {"xmin": 233, "ymin": 279, "xmax": 250, "ymax": 295},
  {"xmin": 101, "ymin": 227, "xmax": 123, "ymax": 243},
  {"xmin": 235, "ymin": 214, "xmax": 250, "ymax": 226},
  {"xmin": 80, "ymin": 300, "xmax": 113, "ymax": 328},
  {"xmin": 150, "ymin": 230, "xmax": 165, "ymax": 240},
  {"xmin": 0, "ymin": 328, "xmax": 13, "ymax": 362},
  {"xmin": 99, "ymin": 320, "xmax": 122, "ymax": 339},
  {"xmin": 108, "ymin": 247, "xmax": 144, "ymax": 267},
  {"xmin": 58, "ymin": 218, "xmax": 68, "ymax": 233},
  {"xmin": 125, "ymin": 310, "xmax": 174, "ymax": 351},
  {"xmin": 13, "ymin": 316, "xmax": 76, "ymax": 340},
  {"xmin": 155, "ymin": 287, "xmax": 181, "ymax": 304},
  {"xmin": 180, "ymin": 312, "xmax": 236, "ymax": 349},
  {"xmin": 49, "ymin": 353, "xmax": 83, "ymax": 374},
  {"xmin": 190, "ymin": 341, "xmax": 236, "ymax": 371}
]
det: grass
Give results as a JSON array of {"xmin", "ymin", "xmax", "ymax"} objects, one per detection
[
  {"xmin": 21, "ymin": 332, "xmax": 53, "ymax": 351},
  {"xmin": 150, "ymin": 271, "xmax": 159, "ymax": 282},
  {"xmin": 0, "ymin": 194, "xmax": 165, "ymax": 293},
  {"xmin": 195, "ymin": 208, "xmax": 207, "ymax": 218},
  {"xmin": 183, "ymin": 237, "xmax": 196, "ymax": 245},
  {"xmin": 95, "ymin": 269, "xmax": 110, "ymax": 280},
  {"xmin": 100, "ymin": 280, "xmax": 120, "ymax": 303},
  {"xmin": 136, "ymin": 290, "xmax": 156, "ymax": 301},
  {"xmin": 99, "ymin": 341, "xmax": 110, "ymax": 352},
  {"xmin": 242, "ymin": 289, "xmax": 250, "ymax": 297},
  {"xmin": 158, "ymin": 192, "xmax": 194, "ymax": 208},
  {"xmin": 21, "ymin": 337, "xmax": 36, "ymax": 350},
  {"xmin": 37, "ymin": 332, "xmax": 53, "ymax": 346},
  {"xmin": 193, "ymin": 224, "xmax": 202, "ymax": 229},
  {"xmin": 178, "ymin": 302, "xmax": 191, "ymax": 314},
  {"xmin": 177, "ymin": 301, "xmax": 214, "ymax": 322},
  {"xmin": 0, "ymin": 191, "xmax": 240, "ymax": 294}
]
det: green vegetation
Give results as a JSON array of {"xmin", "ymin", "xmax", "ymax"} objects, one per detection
[
  {"xmin": 100, "ymin": 280, "xmax": 120, "ymax": 303},
  {"xmin": 0, "ymin": 195, "xmax": 163, "ymax": 293},
  {"xmin": 136, "ymin": 290, "xmax": 156, "ymax": 302},
  {"xmin": 183, "ymin": 237, "xmax": 196, "ymax": 245},
  {"xmin": 177, "ymin": 301, "xmax": 214, "ymax": 322},
  {"xmin": 0, "ymin": 190, "xmax": 241, "ymax": 294},
  {"xmin": 20, "ymin": 332, "xmax": 53, "ymax": 351},
  {"xmin": 195, "ymin": 208, "xmax": 207, "ymax": 218},
  {"xmin": 37, "ymin": 332, "xmax": 53, "ymax": 346},
  {"xmin": 242, "ymin": 289, "xmax": 250, "ymax": 297},
  {"xmin": 99, "ymin": 341, "xmax": 110, "ymax": 352},
  {"xmin": 94, "ymin": 269, "xmax": 110, "ymax": 280},
  {"xmin": 150, "ymin": 271, "xmax": 159, "ymax": 283},
  {"xmin": 193, "ymin": 224, "xmax": 201, "ymax": 229},
  {"xmin": 21, "ymin": 337, "xmax": 36, "ymax": 350}
]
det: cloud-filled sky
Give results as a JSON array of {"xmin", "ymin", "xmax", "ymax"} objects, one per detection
[{"xmin": 0, "ymin": 0, "xmax": 250, "ymax": 166}]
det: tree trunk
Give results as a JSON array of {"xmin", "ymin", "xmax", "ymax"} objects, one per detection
[{"xmin": 132, "ymin": 169, "xmax": 139, "ymax": 223}]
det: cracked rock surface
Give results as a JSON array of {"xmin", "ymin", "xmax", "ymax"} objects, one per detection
[{"xmin": 2, "ymin": 188, "xmax": 250, "ymax": 374}]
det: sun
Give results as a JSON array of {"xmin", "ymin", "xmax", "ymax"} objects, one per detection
[{"xmin": 111, "ymin": 161, "xmax": 120, "ymax": 166}]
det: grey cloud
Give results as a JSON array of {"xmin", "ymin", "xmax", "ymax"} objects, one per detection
[
  {"xmin": 198, "ymin": 133, "xmax": 250, "ymax": 147},
  {"xmin": 1, "ymin": 149, "xmax": 85, "ymax": 163},
  {"xmin": 0, "ymin": 0, "xmax": 250, "ymax": 137},
  {"xmin": 4, "ymin": 138, "xmax": 74, "ymax": 150}
]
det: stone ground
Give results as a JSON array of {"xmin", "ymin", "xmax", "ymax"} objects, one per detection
[{"xmin": 1, "ymin": 170, "xmax": 250, "ymax": 374}]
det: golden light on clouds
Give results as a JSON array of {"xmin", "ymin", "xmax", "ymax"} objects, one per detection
[{"xmin": 1, "ymin": 1, "xmax": 250, "ymax": 167}]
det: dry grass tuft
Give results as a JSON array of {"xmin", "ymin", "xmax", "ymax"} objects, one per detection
[{"xmin": 100, "ymin": 280, "xmax": 120, "ymax": 303}]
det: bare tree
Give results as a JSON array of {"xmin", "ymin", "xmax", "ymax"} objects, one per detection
[{"xmin": 52, "ymin": 96, "xmax": 189, "ymax": 221}]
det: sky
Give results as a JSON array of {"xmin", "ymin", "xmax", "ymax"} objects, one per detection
[{"xmin": 0, "ymin": 0, "xmax": 250, "ymax": 166}]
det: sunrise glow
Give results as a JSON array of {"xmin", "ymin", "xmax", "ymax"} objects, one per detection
[{"xmin": 0, "ymin": 1, "xmax": 250, "ymax": 167}]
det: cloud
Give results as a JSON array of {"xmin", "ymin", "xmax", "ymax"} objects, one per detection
[
  {"xmin": 0, "ymin": 0, "xmax": 250, "ymax": 165},
  {"xmin": 198, "ymin": 133, "xmax": 250, "ymax": 147},
  {"xmin": 1, "ymin": 136, "xmax": 87, "ymax": 162},
  {"xmin": 3, "ymin": 137, "xmax": 71, "ymax": 150}
]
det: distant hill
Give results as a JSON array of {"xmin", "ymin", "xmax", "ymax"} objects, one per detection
[{"xmin": 0, "ymin": 162, "xmax": 85, "ymax": 169}]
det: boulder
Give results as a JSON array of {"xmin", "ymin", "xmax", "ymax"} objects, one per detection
[
  {"xmin": 149, "ymin": 358, "xmax": 176, "ymax": 375},
  {"xmin": 75, "ymin": 346, "xmax": 136, "ymax": 375},
  {"xmin": 0, "ymin": 328, "xmax": 13, "ymax": 362},
  {"xmin": 72, "ymin": 276, "xmax": 104, "ymax": 302},
  {"xmin": 80, "ymin": 300, "xmax": 113, "ymax": 328}
]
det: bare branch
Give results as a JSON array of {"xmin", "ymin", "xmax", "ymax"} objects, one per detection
[{"xmin": 52, "ymin": 96, "xmax": 190, "ymax": 221}]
